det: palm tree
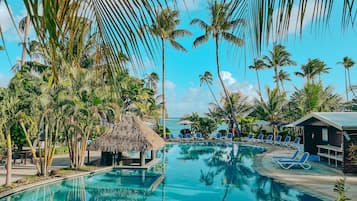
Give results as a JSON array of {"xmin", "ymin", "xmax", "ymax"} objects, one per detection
[
  {"xmin": 249, "ymin": 59, "xmax": 266, "ymax": 99},
  {"xmin": 199, "ymin": 71, "xmax": 220, "ymax": 106},
  {"xmin": 337, "ymin": 57, "xmax": 355, "ymax": 102},
  {"xmin": 254, "ymin": 87, "xmax": 286, "ymax": 140},
  {"xmin": 145, "ymin": 72, "xmax": 159, "ymax": 93},
  {"xmin": 191, "ymin": 1, "xmax": 245, "ymax": 135},
  {"xmin": 263, "ymin": 44, "xmax": 296, "ymax": 92},
  {"xmin": 210, "ymin": 92, "xmax": 251, "ymax": 133},
  {"xmin": 145, "ymin": 8, "xmax": 191, "ymax": 139},
  {"xmin": 0, "ymin": 88, "xmax": 19, "ymax": 186},
  {"xmin": 295, "ymin": 58, "xmax": 329, "ymax": 83},
  {"xmin": 273, "ymin": 70, "xmax": 291, "ymax": 93}
]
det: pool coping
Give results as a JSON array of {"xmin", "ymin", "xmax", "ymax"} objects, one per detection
[{"xmin": 0, "ymin": 166, "xmax": 113, "ymax": 199}]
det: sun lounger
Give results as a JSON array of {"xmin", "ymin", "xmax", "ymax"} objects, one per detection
[
  {"xmin": 272, "ymin": 150, "xmax": 300, "ymax": 163},
  {"xmin": 223, "ymin": 133, "xmax": 233, "ymax": 141},
  {"xmin": 247, "ymin": 133, "xmax": 254, "ymax": 142},
  {"xmin": 276, "ymin": 152, "xmax": 311, "ymax": 170},
  {"xmin": 255, "ymin": 134, "xmax": 264, "ymax": 143},
  {"xmin": 178, "ymin": 134, "xmax": 184, "ymax": 142},
  {"xmin": 194, "ymin": 133, "xmax": 204, "ymax": 141},
  {"xmin": 169, "ymin": 134, "xmax": 179, "ymax": 141},
  {"xmin": 183, "ymin": 134, "xmax": 193, "ymax": 141},
  {"xmin": 274, "ymin": 135, "xmax": 282, "ymax": 145},
  {"xmin": 290, "ymin": 137, "xmax": 301, "ymax": 149},
  {"xmin": 212, "ymin": 133, "xmax": 222, "ymax": 140},
  {"xmin": 281, "ymin": 136, "xmax": 291, "ymax": 146},
  {"xmin": 265, "ymin": 134, "xmax": 273, "ymax": 144}
]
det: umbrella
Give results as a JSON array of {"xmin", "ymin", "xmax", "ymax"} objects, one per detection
[{"xmin": 179, "ymin": 120, "xmax": 193, "ymax": 125}]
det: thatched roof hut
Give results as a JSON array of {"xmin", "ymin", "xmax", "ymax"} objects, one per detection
[{"xmin": 92, "ymin": 115, "xmax": 165, "ymax": 153}]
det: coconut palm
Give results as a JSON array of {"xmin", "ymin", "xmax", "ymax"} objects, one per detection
[
  {"xmin": 191, "ymin": 1, "xmax": 245, "ymax": 135},
  {"xmin": 273, "ymin": 70, "xmax": 291, "ymax": 93},
  {"xmin": 295, "ymin": 59, "xmax": 329, "ymax": 83},
  {"xmin": 145, "ymin": 72, "xmax": 159, "ymax": 93},
  {"xmin": 263, "ymin": 44, "xmax": 296, "ymax": 91},
  {"xmin": 144, "ymin": 8, "xmax": 191, "ymax": 139},
  {"xmin": 210, "ymin": 92, "xmax": 252, "ymax": 133},
  {"xmin": 290, "ymin": 82, "xmax": 342, "ymax": 118},
  {"xmin": 249, "ymin": 59, "xmax": 266, "ymax": 99},
  {"xmin": 254, "ymin": 87, "xmax": 286, "ymax": 140},
  {"xmin": 337, "ymin": 57, "xmax": 355, "ymax": 102},
  {"xmin": 199, "ymin": 71, "xmax": 220, "ymax": 106}
]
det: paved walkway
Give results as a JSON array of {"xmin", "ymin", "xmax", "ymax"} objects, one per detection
[
  {"xmin": 0, "ymin": 151, "xmax": 102, "ymax": 186},
  {"xmin": 251, "ymin": 143, "xmax": 357, "ymax": 201}
]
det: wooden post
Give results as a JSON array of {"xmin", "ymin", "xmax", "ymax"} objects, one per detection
[
  {"xmin": 151, "ymin": 150, "xmax": 156, "ymax": 160},
  {"xmin": 140, "ymin": 151, "xmax": 145, "ymax": 166}
]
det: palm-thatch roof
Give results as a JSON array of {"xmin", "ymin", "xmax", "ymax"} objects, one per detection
[{"xmin": 92, "ymin": 115, "xmax": 165, "ymax": 152}]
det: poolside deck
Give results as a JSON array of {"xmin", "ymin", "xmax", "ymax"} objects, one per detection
[{"xmin": 250, "ymin": 143, "xmax": 357, "ymax": 201}]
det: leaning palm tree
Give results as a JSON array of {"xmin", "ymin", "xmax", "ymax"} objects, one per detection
[
  {"xmin": 144, "ymin": 8, "xmax": 191, "ymax": 139},
  {"xmin": 263, "ymin": 44, "xmax": 296, "ymax": 92},
  {"xmin": 249, "ymin": 59, "xmax": 266, "ymax": 99},
  {"xmin": 273, "ymin": 70, "xmax": 291, "ymax": 93},
  {"xmin": 337, "ymin": 57, "xmax": 355, "ymax": 102},
  {"xmin": 199, "ymin": 71, "xmax": 220, "ymax": 106},
  {"xmin": 191, "ymin": 1, "xmax": 245, "ymax": 135}
]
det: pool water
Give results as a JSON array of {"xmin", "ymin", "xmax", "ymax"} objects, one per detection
[{"xmin": 1, "ymin": 143, "xmax": 322, "ymax": 201}]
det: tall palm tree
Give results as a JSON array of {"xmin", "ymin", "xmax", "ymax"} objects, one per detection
[
  {"xmin": 191, "ymin": 1, "xmax": 245, "ymax": 135},
  {"xmin": 199, "ymin": 71, "xmax": 220, "ymax": 106},
  {"xmin": 273, "ymin": 70, "xmax": 291, "ymax": 93},
  {"xmin": 249, "ymin": 59, "xmax": 266, "ymax": 99},
  {"xmin": 263, "ymin": 44, "xmax": 296, "ymax": 92},
  {"xmin": 295, "ymin": 58, "xmax": 329, "ymax": 83},
  {"xmin": 145, "ymin": 72, "xmax": 159, "ymax": 93},
  {"xmin": 337, "ymin": 57, "xmax": 355, "ymax": 102},
  {"xmin": 144, "ymin": 8, "xmax": 191, "ymax": 139}
]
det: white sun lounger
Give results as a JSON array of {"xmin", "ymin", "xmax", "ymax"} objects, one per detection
[{"xmin": 277, "ymin": 152, "xmax": 311, "ymax": 170}]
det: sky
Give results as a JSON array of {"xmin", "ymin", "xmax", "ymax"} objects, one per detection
[{"xmin": 1, "ymin": 1, "xmax": 357, "ymax": 118}]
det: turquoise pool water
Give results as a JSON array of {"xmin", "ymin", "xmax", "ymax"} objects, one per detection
[{"xmin": 1, "ymin": 143, "xmax": 321, "ymax": 201}]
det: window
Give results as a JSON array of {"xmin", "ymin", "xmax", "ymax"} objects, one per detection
[{"xmin": 322, "ymin": 128, "xmax": 328, "ymax": 142}]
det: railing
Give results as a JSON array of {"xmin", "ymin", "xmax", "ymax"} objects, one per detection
[{"xmin": 317, "ymin": 144, "xmax": 343, "ymax": 167}]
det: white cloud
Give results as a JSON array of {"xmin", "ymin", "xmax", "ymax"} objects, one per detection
[
  {"xmin": 221, "ymin": 71, "xmax": 259, "ymax": 101},
  {"xmin": 0, "ymin": 73, "xmax": 10, "ymax": 87},
  {"xmin": 165, "ymin": 80, "xmax": 176, "ymax": 90},
  {"xmin": 0, "ymin": 2, "xmax": 13, "ymax": 33},
  {"xmin": 221, "ymin": 71, "xmax": 237, "ymax": 86},
  {"xmin": 273, "ymin": 1, "xmax": 318, "ymax": 37},
  {"xmin": 176, "ymin": 0, "xmax": 205, "ymax": 12}
]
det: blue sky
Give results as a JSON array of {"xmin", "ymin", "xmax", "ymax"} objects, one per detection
[{"xmin": 1, "ymin": 1, "xmax": 357, "ymax": 117}]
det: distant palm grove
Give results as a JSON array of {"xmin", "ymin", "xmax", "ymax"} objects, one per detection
[{"xmin": 0, "ymin": 0, "xmax": 357, "ymax": 188}]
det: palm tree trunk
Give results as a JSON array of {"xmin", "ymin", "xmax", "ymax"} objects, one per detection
[
  {"xmin": 274, "ymin": 66, "xmax": 279, "ymax": 91},
  {"xmin": 161, "ymin": 38, "xmax": 166, "ymax": 139},
  {"xmin": 207, "ymin": 84, "xmax": 220, "ymax": 106},
  {"xmin": 5, "ymin": 133, "xmax": 12, "ymax": 186},
  {"xmin": 20, "ymin": 15, "xmax": 30, "ymax": 66},
  {"xmin": 215, "ymin": 38, "xmax": 239, "ymax": 137},
  {"xmin": 280, "ymin": 80, "xmax": 285, "ymax": 93},
  {"xmin": 345, "ymin": 68, "xmax": 349, "ymax": 102},
  {"xmin": 256, "ymin": 70, "xmax": 263, "ymax": 100}
]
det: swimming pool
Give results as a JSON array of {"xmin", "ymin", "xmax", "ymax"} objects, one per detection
[{"xmin": 1, "ymin": 143, "xmax": 321, "ymax": 201}]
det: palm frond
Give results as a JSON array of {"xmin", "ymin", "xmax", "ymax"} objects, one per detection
[
  {"xmin": 221, "ymin": 32, "xmax": 244, "ymax": 46},
  {"xmin": 193, "ymin": 34, "xmax": 209, "ymax": 48}
]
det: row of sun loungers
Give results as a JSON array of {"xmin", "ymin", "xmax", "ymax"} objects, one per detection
[
  {"xmin": 168, "ymin": 132, "xmax": 233, "ymax": 142},
  {"xmin": 248, "ymin": 134, "xmax": 301, "ymax": 149},
  {"xmin": 272, "ymin": 150, "xmax": 311, "ymax": 170}
]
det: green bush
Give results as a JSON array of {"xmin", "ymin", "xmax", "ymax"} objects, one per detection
[{"xmin": 55, "ymin": 146, "xmax": 69, "ymax": 154}]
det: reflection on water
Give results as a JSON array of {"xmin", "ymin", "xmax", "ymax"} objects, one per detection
[{"xmin": 0, "ymin": 143, "xmax": 321, "ymax": 201}]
